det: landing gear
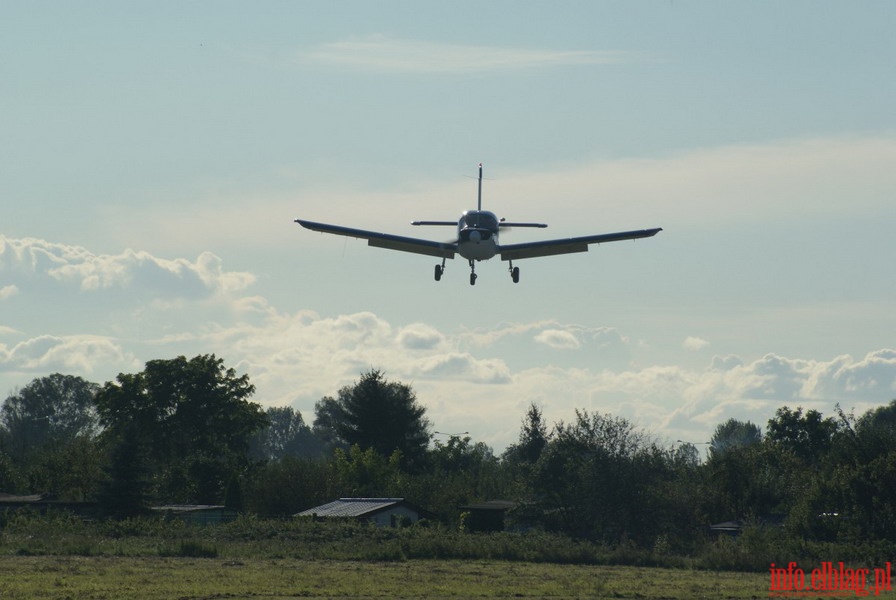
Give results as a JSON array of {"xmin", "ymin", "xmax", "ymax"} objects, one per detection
[
  {"xmin": 434, "ymin": 258, "xmax": 446, "ymax": 281},
  {"xmin": 468, "ymin": 260, "xmax": 477, "ymax": 286},
  {"xmin": 509, "ymin": 262, "xmax": 520, "ymax": 284}
]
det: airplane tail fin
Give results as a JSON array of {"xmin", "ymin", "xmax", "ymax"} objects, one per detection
[{"xmin": 477, "ymin": 162, "xmax": 483, "ymax": 211}]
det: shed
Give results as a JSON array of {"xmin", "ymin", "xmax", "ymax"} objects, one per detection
[
  {"xmin": 459, "ymin": 500, "xmax": 517, "ymax": 532},
  {"xmin": 295, "ymin": 498, "xmax": 429, "ymax": 527}
]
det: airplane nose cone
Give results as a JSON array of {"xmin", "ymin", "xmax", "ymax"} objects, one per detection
[{"xmin": 469, "ymin": 230, "xmax": 481, "ymax": 242}]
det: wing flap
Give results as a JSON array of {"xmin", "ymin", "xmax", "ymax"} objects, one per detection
[
  {"xmin": 500, "ymin": 228, "xmax": 662, "ymax": 261},
  {"xmin": 296, "ymin": 219, "xmax": 456, "ymax": 259}
]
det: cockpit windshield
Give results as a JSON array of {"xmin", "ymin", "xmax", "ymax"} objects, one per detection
[{"xmin": 460, "ymin": 211, "xmax": 499, "ymax": 231}]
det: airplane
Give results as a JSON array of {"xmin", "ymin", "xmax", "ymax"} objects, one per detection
[{"xmin": 295, "ymin": 164, "xmax": 662, "ymax": 285}]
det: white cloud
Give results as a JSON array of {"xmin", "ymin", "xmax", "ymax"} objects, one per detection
[
  {"xmin": 535, "ymin": 329, "xmax": 581, "ymax": 350},
  {"xmin": 710, "ymin": 355, "xmax": 744, "ymax": 371},
  {"xmin": 409, "ymin": 353, "xmax": 512, "ymax": 384},
  {"xmin": 0, "ymin": 334, "xmax": 139, "ymax": 376},
  {"xmin": 683, "ymin": 336, "xmax": 709, "ymax": 351},
  {"xmin": 0, "ymin": 236, "xmax": 254, "ymax": 297},
  {"xmin": 801, "ymin": 349, "xmax": 896, "ymax": 399},
  {"xmin": 0, "ymin": 285, "xmax": 18, "ymax": 300},
  {"xmin": 3, "ymin": 286, "xmax": 893, "ymax": 450},
  {"xmin": 300, "ymin": 35, "xmax": 627, "ymax": 73},
  {"xmin": 397, "ymin": 323, "xmax": 446, "ymax": 350}
]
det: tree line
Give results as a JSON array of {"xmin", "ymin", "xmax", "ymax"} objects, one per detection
[{"xmin": 1, "ymin": 354, "xmax": 895, "ymax": 555}]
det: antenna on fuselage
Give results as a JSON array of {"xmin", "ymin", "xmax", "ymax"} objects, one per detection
[{"xmin": 477, "ymin": 163, "xmax": 483, "ymax": 211}]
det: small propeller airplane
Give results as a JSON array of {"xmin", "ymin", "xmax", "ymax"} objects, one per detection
[{"xmin": 295, "ymin": 164, "xmax": 662, "ymax": 285}]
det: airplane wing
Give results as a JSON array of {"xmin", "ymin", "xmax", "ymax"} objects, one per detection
[
  {"xmin": 296, "ymin": 219, "xmax": 457, "ymax": 259},
  {"xmin": 499, "ymin": 228, "xmax": 662, "ymax": 261}
]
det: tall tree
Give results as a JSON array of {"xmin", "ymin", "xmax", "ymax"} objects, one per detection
[
  {"xmin": 250, "ymin": 406, "xmax": 324, "ymax": 460},
  {"xmin": 311, "ymin": 396, "xmax": 349, "ymax": 454},
  {"xmin": 94, "ymin": 354, "xmax": 267, "ymax": 504},
  {"xmin": 708, "ymin": 418, "xmax": 762, "ymax": 459},
  {"xmin": 313, "ymin": 369, "xmax": 431, "ymax": 469},
  {"xmin": 97, "ymin": 422, "xmax": 152, "ymax": 518},
  {"xmin": 766, "ymin": 406, "xmax": 839, "ymax": 466},
  {"xmin": 0, "ymin": 448, "xmax": 22, "ymax": 493},
  {"xmin": 533, "ymin": 409, "xmax": 659, "ymax": 542},
  {"xmin": 504, "ymin": 402, "xmax": 549, "ymax": 465},
  {"xmin": 1, "ymin": 374, "xmax": 100, "ymax": 463}
]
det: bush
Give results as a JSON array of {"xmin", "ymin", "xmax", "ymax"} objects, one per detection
[{"xmin": 158, "ymin": 540, "xmax": 218, "ymax": 558}]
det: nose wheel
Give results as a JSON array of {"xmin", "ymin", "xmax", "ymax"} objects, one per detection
[{"xmin": 468, "ymin": 260, "xmax": 477, "ymax": 286}]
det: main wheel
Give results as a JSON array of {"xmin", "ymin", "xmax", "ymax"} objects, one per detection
[
  {"xmin": 511, "ymin": 266, "xmax": 520, "ymax": 283},
  {"xmin": 469, "ymin": 273, "xmax": 477, "ymax": 286},
  {"xmin": 434, "ymin": 264, "xmax": 442, "ymax": 281}
]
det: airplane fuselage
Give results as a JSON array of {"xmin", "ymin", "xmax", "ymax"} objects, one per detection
[{"xmin": 456, "ymin": 210, "xmax": 499, "ymax": 261}]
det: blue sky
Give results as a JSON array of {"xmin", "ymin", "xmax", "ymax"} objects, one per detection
[{"xmin": 3, "ymin": 1, "xmax": 895, "ymax": 451}]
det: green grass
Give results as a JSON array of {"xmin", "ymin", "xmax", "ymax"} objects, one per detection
[
  {"xmin": 3, "ymin": 513, "xmax": 896, "ymax": 598},
  {"xmin": 0, "ymin": 556, "xmax": 778, "ymax": 599}
]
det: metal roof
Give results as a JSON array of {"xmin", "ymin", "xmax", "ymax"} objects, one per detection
[{"xmin": 295, "ymin": 497, "xmax": 406, "ymax": 518}]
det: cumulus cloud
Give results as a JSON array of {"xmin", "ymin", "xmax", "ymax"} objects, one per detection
[
  {"xmin": 409, "ymin": 353, "xmax": 512, "ymax": 384},
  {"xmin": 683, "ymin": 336, "xmax": 709, "ymax": 351},
  {"xmin": 710, "ymin": 355, "xmax": 744, "ymax": 371},
  {"xmin": 0, "ymin": 236, "xmax": 254, "ymax": 297},
  {"xmin": 0, "ymin": 285, "xmax": 18, "ymax": 300},
  {"xmin": 2, "ymin": 288, "xmax": 893, "ymax": 450},
  {"xmin": 397, "ymin": 323, "xmax": 446, "ymax": 350},
  {"xmin": 801, "ymin": 349, "xmax": 896, "ymax": 399},
  {"xmin": 300, "ymin": 35, "xmax": 627, "ymax": 73},
  {"xmin": 535, "ymin": 329, "xmax": 581, "ymax": 350},
  {"xmin": 0, "ymin": 334, "xmax": 139, "ymax": 376}
]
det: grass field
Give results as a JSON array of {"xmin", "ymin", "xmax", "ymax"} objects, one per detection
[
  {"xmin": 0, "ymin": 556, "xmax": 778, "ymax": 599},
  {"xmin": 3, "ymin": 514, "xmax": 895, "ymax": 599}
]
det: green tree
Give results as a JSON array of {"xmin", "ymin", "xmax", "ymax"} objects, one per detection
[
  {"xmin": 704, "ymin": 441, "xmax": 802, "ymax": 521},
  {"xmin": 708, "ymin": 418, "xmax": 761, "ymax": 459},
  {"xmin": 97, "ymin": 423, "xmax": 152, "ymax": 518},
  {"xmin": 243, "ymin": 456, "xmax": 332, "ymax": 516},
  {"xmin": 330, "ymin": 445, "xmax": 405, "ymax": 498},
  {"xmin": 0, "ymin": 448, "xmax": 22, "ymax": 493},
  {"xmin": 417, "ymin": 435, "xmax": 509, "ymax": 525},
  {"xmin": 796, "ymin": 401, "xmax": 896, "ymax": 541},
  {"xmin": 852, "ymin": 399, "xmax": 896, "ymax": 460},
  {"xmin": 313, "ymin": 370, "xmax": 431, "ymax": 469},
  {"xmin": 533, "ymin": 410, "xmax": 658, "ymax": 542},
  {"xmin": 250, "ymin": 406, "xmax": 323, "ymax": 461},
  {"xmin": 1, "ymin": 374, "xmax": 100, "ymax": 464},
  {"xmin": 311, "ymin": 396, "xmax": 348, "ymax": 454},
  {"xmin": 503, "ymin": 402, "xmax": 550, "ymax": 466},
  {"xmin": 94, "ymin": 354, "xmax": 267, "ymax": 505},
  {"xmin": 766, "ymin": 406, "xmax": 839, "ymax": 466},
  {"xmin": 0, "ymin": 374, "xmax": 103, "ymax": 499}
]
